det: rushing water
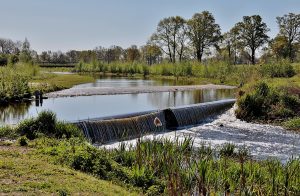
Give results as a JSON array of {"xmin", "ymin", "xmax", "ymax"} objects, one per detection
[
  {"xmin": 0, "ymin": 76, "xmax": 235, "ymax": 125},
  {"xmin": 102, "ymin": 106, "xmax": 300, "ymax": 162},
  {"xmin": 76, "ymin": 100, "xmax": 235, "ymax": 144}
]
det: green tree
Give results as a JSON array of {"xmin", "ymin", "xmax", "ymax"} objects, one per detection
[
  {"xmin": 19, "ymin": 38, "xmax": 32, "ymax": 63},
  {"xmin": 270, "ymin": 35, "xmax": 290, "ymax": 60},
  {"xmin": 187, "ymin": 11, "xmax": 221, "ymax": 62},
  {"xmin": 141, "ymin": 44, "xmax": 162, "ymax": 65},
  {"xmin": 235, "ymin": 15, "xmax": 269, "ymax": 64},
  {"xmin": 125, "ymin": 45, "xmax": 140, "ymax": 62},
  {"xmin": 150, "ymin": 16, "xmax": 186, "ymax": 63},
  {"xmin": 276, "ymin": 13, "xmax": 300, "ymax": 62},
  {"xmin": 221, "ymin": 27, "xmax": 240, "ymax": 64}
]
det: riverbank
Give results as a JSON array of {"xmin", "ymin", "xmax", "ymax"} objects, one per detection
[
  {"xmin": 1, "ymin": 121, "xmax": 299, "ymax": 195},
  {"xmin": 30, "ymin": 72, "xmax": 95, "ymax": 93},
  {"xmin": 0, "ymin": 143, "xmax": 139, "ymax": 195},
  {"xmin": 46, "ymin": 84, "xmax": 236, "ymax": 98}
]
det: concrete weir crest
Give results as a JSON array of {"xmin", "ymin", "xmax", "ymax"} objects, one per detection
[{"xmin": 74, "ymin": 99, "xmax": 236, "ymax": 144}]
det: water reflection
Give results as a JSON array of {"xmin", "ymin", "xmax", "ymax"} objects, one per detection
[
  {"xmin": 0, "ymin": 89, "xmax": 235, "ymax": 125},
  {"xmin": 75, "ymin": 75, "xmax": 200, "ymax": 88},
  {"xmin": 147, "ymin": 89, "xmax": 234, "ymax": 108},
  {"xmin": 0, "ymin": 102, "xmax": 31, "ymax": 126}
]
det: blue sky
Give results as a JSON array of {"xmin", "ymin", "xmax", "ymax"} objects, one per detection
[{"xmin": 0, "ymin": 0, "xmax": 299, "ymax": 53}]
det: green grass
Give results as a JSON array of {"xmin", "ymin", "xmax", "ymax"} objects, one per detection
[
  {"xmin": 32, "ymin": 137, "xmax": 300, "ymax": 195},
  {"xmin": 0, "ymin": 145, "xmax": 138, "ymax": 195},
  {"xmin": 283, "ymin": 117, "xmax": 300, "ymax": 130},
  {"xmin": 30, "ymin": 73, "xmax": 95, "ymax": 92}
]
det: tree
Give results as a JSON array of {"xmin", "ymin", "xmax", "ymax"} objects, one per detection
[
  {"xmin": 66, "ymin": 50, "xmax": 79, "ymax": 63},
  {"xmin": 141, "ymin": 44, "xmax": 162, "ymax": 65},
  {"xmin": 187, "ymin": 11, "xmax": 221, "ymax": 62},
  {"xmin": 270, "ymin": 35, "xmax": 290, "ymax": 60},
  {"xmin": 175, "ymin": 20, "xmax": 189, "ymax": 62},
  {"xmin": 19, "ymin": 38, "xmax": 32, "ymax": 63},
  {"xmin": 104, "ymin": 46, "xmax": 123, "ymax": 63},
  {"xmin": 150, "ymin": 16, "xmax": 186, "ymax": 63},
  {"xmin": 0, "ymin": 38, "xmax": 17, "ymax": 54},
  {"xmin": 276, "ymin": 13, "xmax": 300, "ymax": 62},
  {"xmin": 125, "ymin": 45, "xmax": 140, "ymax": 62},
  {"xmin": 235, "ymin": 15, "xmax": 269, "ymax": 64},
  {"xmin": 221, "ymin": 27, "xmax": 240, "ymax": 64}
]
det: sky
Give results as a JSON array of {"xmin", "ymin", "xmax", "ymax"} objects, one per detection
[{"xmin": 0, "ymin": 0, "xmax": 299, "ymax": 53}]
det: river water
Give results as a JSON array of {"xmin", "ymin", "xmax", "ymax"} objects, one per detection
[{"xmin": 0, "ymin": 76, "xmax": 235, "ymax": 125}]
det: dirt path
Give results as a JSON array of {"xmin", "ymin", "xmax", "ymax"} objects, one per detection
[{"xmin": 45, "ymin": 84, "xmax": 237, "ymax": 98}]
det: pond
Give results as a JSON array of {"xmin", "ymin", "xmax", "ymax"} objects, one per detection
[{"xmin": 0, "ymin": 76, "xmax": 235, "ymax": 125}]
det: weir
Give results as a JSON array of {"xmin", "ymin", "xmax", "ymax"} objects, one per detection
[{"xmin": 75, "ymin": 99, "xmax": 235, "ymax": 144}]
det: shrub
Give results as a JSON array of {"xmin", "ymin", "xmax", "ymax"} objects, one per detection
[
  {"xmin": 0, "ymin": 126, "xmax": 17, "ymax": 139},
  {"xmin": 55, "ymin": 122, "xmax": 82, "ymax": 139},
  {"xmin": 0, "ymin": 55, "xmax": 8, "ymax": 66},
  {"xmin": 260, "ymin": 61, "xmax": 296, "ymax": 78},
  {"xmin": 36, "ymin": 110, "xmax": 57, "ymax": 135},
  {"xmin": 283, "ymin": 118, "xmax": 300, "ymax": 130},
  {"xmin": 236, "ymin": 82, "xmax": 299, "ymax": 121},
  {"xmin": 16, "ymin": 110, "xmax": 82, "ymax": 140},
  {"xmin": 16, "ymin": 118, "xmax": 38, "ymax": 140},
  {"xmin": 18, "ymin": 136, "xmax": 29, "ymax": 146}
]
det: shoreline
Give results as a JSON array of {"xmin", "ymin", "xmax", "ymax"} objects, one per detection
[{"xmin": 45, "ymin": 84, "xmax": 237, "ymax": 98}]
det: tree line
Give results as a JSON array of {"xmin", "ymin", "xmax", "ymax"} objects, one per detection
[
  {"xmin": 150, "ymin": 11, "xmax": 300, "ymax": 64},
  {"xmin": 0, "ymin": 11, "xmax": 299, "ymax": 66}
]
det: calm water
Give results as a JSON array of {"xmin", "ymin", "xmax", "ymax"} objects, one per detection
[
  {"xmin": 74, "ymin": 75, "xmax": 200, "ymax": 88},
  {"xmin": 0, "ymin": 76, "xmax": 235, "ymax": 125}
]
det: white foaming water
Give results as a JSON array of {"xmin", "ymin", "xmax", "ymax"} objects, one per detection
[{"xmin": 101, "ymin": 106, "xmax": 300, "ymax": 162}]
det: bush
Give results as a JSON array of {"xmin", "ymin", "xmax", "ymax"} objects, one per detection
[
  {"xmin": 16, "ymin": 110, "xmax": 82, "ymax": 140},
  {"xmin": 283, "ymin": 118, "xmax": 300, "ymax": 130},
  {"xmin": 55, "ymin": 122, "xmax": 82, "ymax": 139},
  {"xmin": 260, "ymin": 61, "xmax": 296, "ymax": 78},
  {"xmin": 236, "ymin": 82, "xmax": 299, "ymax": 121},
  {"xmin": 0, "ymin": 55, "xmax": 8, "ymax": 66},
  {"xmin": 35, "ymin": 110, "xmax": 56, "ymax": 135},
  {"xmin": 0, "ymin": 126, "xmax": 17, "ymax": 139},
  {"xmin": 16, "ymin": 118, "xmax": 38, "ymax": 140},
  {"xmin": 18, "ymin": 136, "xmax": 29, "ymax": 146}
]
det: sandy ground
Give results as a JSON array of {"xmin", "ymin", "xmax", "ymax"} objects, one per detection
[{"xmin": 46, "ymin": 84, "xmax": 237, "ymax": 98}]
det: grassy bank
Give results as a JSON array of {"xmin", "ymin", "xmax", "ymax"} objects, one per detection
[
  {"xmin": 0, "ymin": 145, "xmax": 138, "ymax": 195},
  {"xmin": 30, "ymin": 73, "xmax": 95, "ymax": 93},
  {"xmin": 0, "ymin": 63, "xmax": 95, "ymax": 103},
  {"xmin": 1, "ymin": 111, "xmax": 299, "ymax": 195},
  {"xmin": 236, "ymin": 62, "xmax": 300, "ymax": 130},
  {"xmin": 0, "ymin": 64, "xmax": 33, "ymax": 103}
]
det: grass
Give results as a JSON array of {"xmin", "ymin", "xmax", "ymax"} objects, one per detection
[
  {"xmin": 283, "ymin": 117, "xmax": 300, "ymax": 130},
  {"xmin": 0, "ymin": 145, "xmax": 138, "ymax": 195},
  {"xmin": 1, "ymin": 113, "xmax": 300, "ymax": 195},
  {"xmin": 236, "ymin": 62, "xmax": 300, "ymax": 129},
  {"xmin": 30, "ymin": 73, "xmax": 95, "ymax": 93},
  {"xmin": 32, "ymin": 137, "xmax": 300, "ymax": 195}
]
